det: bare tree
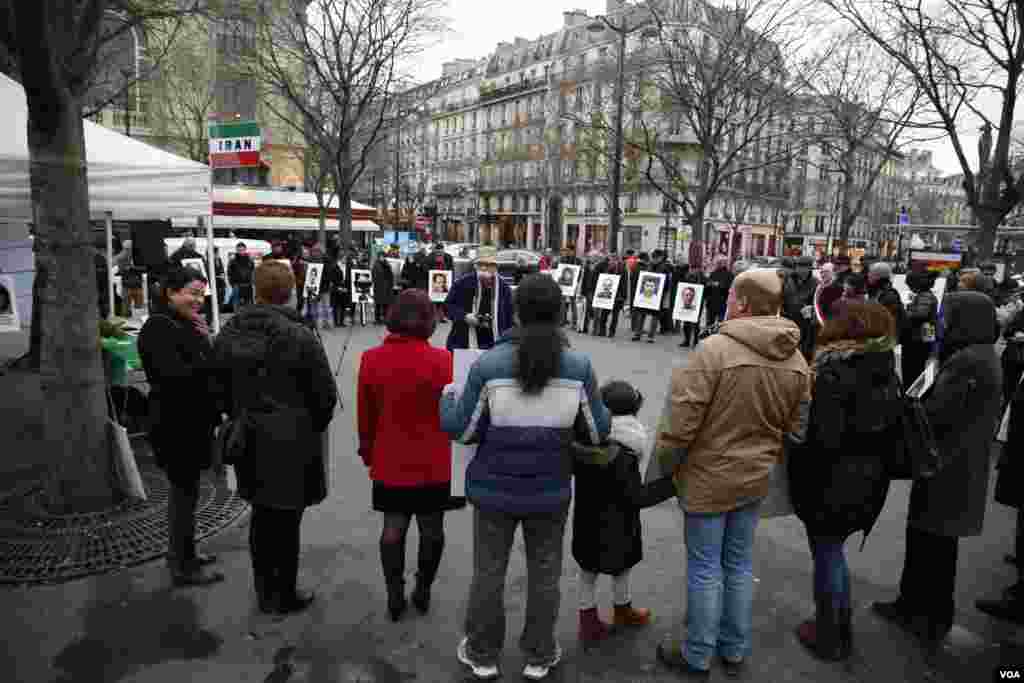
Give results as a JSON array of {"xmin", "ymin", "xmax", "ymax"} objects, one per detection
[
  {"xmin": 248, "ymin": 0, "xmax": 446, "ymax": 251},
  {"xmin": 823, "ymin": 0, "xmax": 1024, "ymax": 259},
  {"xmin": 799, "ymin": 33, "xmax": 925, "ymax": 253},
  {"xmin": 0, "ymin": 0, "xmax": 202, "ymax": 512},
  {"xmin": 636, "ymin": 0, "xmax": 818, "ymax": 265},
  {"xmin": 145, "ymin": 15, "xmax": 216, "ymax": 162}
]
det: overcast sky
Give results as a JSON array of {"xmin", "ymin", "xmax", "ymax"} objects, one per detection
[{"xmin": 410, "ymin": 0, "xmax": 972, "ymax": 177}]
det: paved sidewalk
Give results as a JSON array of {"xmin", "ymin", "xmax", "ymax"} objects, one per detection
[{"xmin": 1, "ymin": 323, "xmax": 1023, "ymax": 682}]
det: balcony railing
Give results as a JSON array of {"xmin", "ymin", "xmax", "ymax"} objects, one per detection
[{"xmin": 478, "ymin": 78, "xmax": 548, "ymax": 103}]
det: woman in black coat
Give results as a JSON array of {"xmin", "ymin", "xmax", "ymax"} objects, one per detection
[
  {"xmin": 873, "ymin": 291, "xmax": 1003, "ymax": 649},
  {"xmin": 211, "ymin": 260, "xmax": 338, "ymax": 615},
  {"xmin": 789, "ymin": 300, "xmax": 902, "ymax": 661},
  {"xmin": 372, "ymin": 257, "xmax": 396, "ymax": 323},
  {"xmin": 137, "ymin": 266, "xmax": 224, "ymax": 587}
]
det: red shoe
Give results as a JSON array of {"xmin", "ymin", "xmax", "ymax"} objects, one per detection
[
  {"xmin": 579, "ymin": 607, "xmax": 611, "ymax": 649},
  {"xmin": 613, "ymin": 602, "xmax": 652, "ymax": 627}
]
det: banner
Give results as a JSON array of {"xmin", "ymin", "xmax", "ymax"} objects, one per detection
[
  {"xmin": 672, "ymin": 283, "xmax": 704, "ymax": 323},
  {"xmin": 591, "ymin": 273, "xmax": 621, "ymax": 311},
  {"xmin": 632, "ymin": 271, "xmax": 666, "ymax": 311},
  {"xmin": 428, "ymin": 270, "xmax": 452, "ymax": 303},
  {"xmin": 0, "ymin": 274, "xmax": 20, "ymax": 332},
  {"xmin": 451, "ymin": 349, "xmax": 484, "ymax": 497}
]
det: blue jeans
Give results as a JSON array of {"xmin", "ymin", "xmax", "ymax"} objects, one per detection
[
  {"xmin": 809, "ymin": 535, "xmax": 850, "ymax": 610},
  {"xmin": 683, "ymin": 500, "xmax": 761, "ymax": 669}
]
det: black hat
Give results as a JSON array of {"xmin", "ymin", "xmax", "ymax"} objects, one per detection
[{"xmin": 601, "ymin": 380, "xmax": 644, "ymax": 416}]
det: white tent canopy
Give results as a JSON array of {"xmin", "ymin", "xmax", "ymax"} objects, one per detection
[{"xmin": 0, "ymin": 72, "xmax": 210, "ymax": 222}]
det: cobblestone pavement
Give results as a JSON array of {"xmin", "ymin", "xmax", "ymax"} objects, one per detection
[{"xmin": 1, "ymin": 322, "xmax": 1022, "ymax": 682}]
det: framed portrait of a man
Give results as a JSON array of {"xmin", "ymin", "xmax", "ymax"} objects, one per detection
[
  {"xmin": 0, "ymin": 275, "xmax": 19, "ymax": 332},
  {"xmin": 591, "ymin": 273, "xmax": 621, "ymax": 311},
  {"xmin": 554, "ymin": 264, "xmax": 581, "ymax": 298},
  {"xmin": 428, "ymin": 270, "xmax": 453, "ymax": 303},
  {"xmin": 632, "ymin": 271, "xmax": 666, "ymax": 311},
  {"xmin": 351, "ymin": 269, "xmax": 374, "ymax": 304},
  {"xmin": 672, "ymin": 283, "xmax": 704, "ymax": 323}
]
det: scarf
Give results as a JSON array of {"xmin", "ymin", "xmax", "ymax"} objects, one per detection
[
  {"xmin": 812, "ymin": 336, "xmax": 896, "ymax": 381},
  {"xmin": 470, "ymin": 274, "xmax": 500, "ymax": 349}
]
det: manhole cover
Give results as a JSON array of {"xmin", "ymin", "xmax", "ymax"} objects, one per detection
[{"xmin": 0, "ymin": 462, "xmax": 248, "ymax": 585}]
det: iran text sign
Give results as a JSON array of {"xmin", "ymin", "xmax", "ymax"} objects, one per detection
[{"xmin": 208, "ymin": 121, "xmax": 262, "ymax": 168}]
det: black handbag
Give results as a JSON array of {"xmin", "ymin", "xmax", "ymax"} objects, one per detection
[{"xmin": 887, "ymin": 377, "xmax": 947, "ymax": 480}]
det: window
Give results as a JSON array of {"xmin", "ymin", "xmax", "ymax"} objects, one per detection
[{"xmin": 535, "ymin": 195, "xmax": 542, "ymax": 212}]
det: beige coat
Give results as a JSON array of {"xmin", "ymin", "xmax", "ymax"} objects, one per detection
[{"xmin": 655, "ymin": 316, "xmax": 811, "ymax": 513}]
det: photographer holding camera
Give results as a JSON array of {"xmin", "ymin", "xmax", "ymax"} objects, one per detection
[{"xmin": 444, "ymin": 246, "xmax": 513, "ymax": 351}]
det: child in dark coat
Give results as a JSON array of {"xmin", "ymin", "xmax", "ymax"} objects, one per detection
[{"xmin": 571, "ymin": 380, "xmax": 677, "ymax": 648}]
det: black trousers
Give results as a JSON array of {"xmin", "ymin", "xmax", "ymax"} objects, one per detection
[
  {"xmin": 631, "ymin": 310, "xmax": 657, "ymax": 339},
  {"xmin": 595, "ymin": 306, "xmax": 622, "ymax": 337},
  {"xmin": 166, "ymin": 470, "xmax": 200, "ymax": 571},
  {"xmin": 898, "ymin": 525, "xmax": 958, "ymax": 637},
  {"xmin": 682, "ymin": 321, "xmax": 701, "ymax": 347},
  {"xmin": 249, "ymin": 504, "xmax": 305, "ymax": 598}
]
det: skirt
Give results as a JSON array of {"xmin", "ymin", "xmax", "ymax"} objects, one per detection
[{"xmin": 372, "ymin": 481, "xmax": 452, "ymax": 514}]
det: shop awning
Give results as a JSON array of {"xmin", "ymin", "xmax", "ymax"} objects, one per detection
[{"xmin": 203, "ymin": 186, "xmax": 379, "ymax": 231}]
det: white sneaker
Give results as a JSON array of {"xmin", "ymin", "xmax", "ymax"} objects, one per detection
[
  {"xmin": 522, "ymin": 644, "xmax": 562, "ymax": 680},
  {"xmin": 457, "ymin": 636, "xmax": 500, "ymax": 680}
]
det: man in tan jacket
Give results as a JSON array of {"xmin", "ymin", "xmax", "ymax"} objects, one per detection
[{"xmin": 654, "ymin": 268, "xmax": 811, "ymax": 678}]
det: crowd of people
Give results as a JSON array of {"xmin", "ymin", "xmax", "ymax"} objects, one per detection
[{"xmin": 134, "ymin": 236, "xmax": 1024, "ymax": 681}]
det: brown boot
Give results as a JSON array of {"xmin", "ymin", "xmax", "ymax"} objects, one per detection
[
  {"xmin": 579, "ymin": 607, "xmax": 611, "ymax": 649},
  {"xmin": 613, "ymin": 602, "xmax": 652, "ymax": 627}
]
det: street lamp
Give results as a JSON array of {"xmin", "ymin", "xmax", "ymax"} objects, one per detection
[
  {"xmin": 105, "ymin": 10, "xmax": 141, "ymax": 136},
  {"xmin": 587, "ymin": 11, "xmax": 657, "ymax": 253}
]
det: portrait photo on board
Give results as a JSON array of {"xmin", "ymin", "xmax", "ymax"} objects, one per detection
[
  {"xmin": 555, "ymin": 264, "xmax": 581, "ymax": 298},
  {"xmin": 591, "ymin": 273, "xmax": 621, "ymax": 310},
  {"xmin": 0, "ymin": 276, "xmax": 20, "ymax": 331},
  {"xmin": 305, "ymin": 263, "xmax": 324, "ymax": 300},
  {"xmin": 632, "ymin": 271, "xmax": 666, "ymax": 311},
  {"xmin": 351, "ymin": 269, "xmax": 374, "ymax": 304},
  {"xmin": 428, "ymin": 270, "xmax": 453, "ymax": 303},
  {"xmin": 672, "ymin": 283, "xmax": 704, "ymax": 323}
]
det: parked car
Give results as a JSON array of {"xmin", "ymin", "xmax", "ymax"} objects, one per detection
[
  {"xmin": 495, "ymin": 249, "xmax": 541, "ymax": 285},
  {"xmin": 444, "ymin": 242, "xmax": 480, "ymax": 260}
]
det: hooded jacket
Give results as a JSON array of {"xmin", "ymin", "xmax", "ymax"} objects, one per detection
[
  {"xmin": 211, "ymin": 305, "xmax": 338, "ymax": 509},
  {"xmin": 654, "ymin": 316, "xmax": 811, "ymax": 513},
  {"xmin": 910, "ymin": 291, "xmax": 1002, "ymax": 537}
]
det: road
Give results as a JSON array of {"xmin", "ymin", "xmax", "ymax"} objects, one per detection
[{"xmin": 1, "ymin": 321, "xmax": 1022, "ymax": 683}]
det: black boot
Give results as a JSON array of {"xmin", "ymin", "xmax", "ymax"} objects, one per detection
[
  {"xmin": 412, "ymin": 536, "xmax": 445, "ymax": 614},
  {"xmin": 380, "ymin": 539, "xmax": 407, "ymax": 621},
  {"xmin": 796, "ymin": 602, "xmax": 846, "ymax": 661},
  {"xmin": 839, "ymin": 607, "xmax": 853, "ymax": 658}
]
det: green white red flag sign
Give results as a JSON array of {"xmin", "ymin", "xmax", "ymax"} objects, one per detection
[{"xmin": 208, "ymin": 121, "xmax": 261, "ymax": 168}]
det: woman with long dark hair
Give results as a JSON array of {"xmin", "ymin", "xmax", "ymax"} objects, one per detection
[
  {"xmin": 441, "ymin": 274, "xmax": 611, "ymax": 681},
  {"xmin": 137, "ymin": 266, "xmax": 224, "ymax": 587}
]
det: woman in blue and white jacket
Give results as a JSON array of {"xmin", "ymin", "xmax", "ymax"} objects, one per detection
[{"xmin": 442, "ymin": 274, "xmax": 611, "ymax": 682}]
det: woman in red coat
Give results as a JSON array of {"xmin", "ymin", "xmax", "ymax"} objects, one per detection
[{"xmin": 358, "ymin": 289, "xmax": 454, "ymax": 621}]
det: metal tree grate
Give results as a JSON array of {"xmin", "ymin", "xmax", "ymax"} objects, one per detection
[{"xmin": 0, "ymin": 464, "xmax": 248, "ymax": 585}]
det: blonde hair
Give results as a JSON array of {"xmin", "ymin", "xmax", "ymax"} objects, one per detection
[
  {"xmin": 734, "ymin": 269, "xmax": 784, "ymax": 316},
  {"xmin": 254, "ymin": 260, "xmax": 295, "ymax": 305}
]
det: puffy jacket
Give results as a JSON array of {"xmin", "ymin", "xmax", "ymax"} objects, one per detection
[
  {"xmin": 440, "ymin": 330, "xmax": 611, "ymax": 515},
  {"xmin": 227, "ymin": 255, "xmax": 254, "ymax": 287},
  {"xmin": 705, "ymin": 267, "xmax": 734, "ymax": 313},
  {"xmin": 211, "ymin": 305, "xmax": 338, "ymax": 509},
  {"xmin": 788, "ymin": 340, "xmax": 901, "ymax": 541},
  {"xmin": 654, "ymin": 315, "xmax": 811, "ymax": 513}
]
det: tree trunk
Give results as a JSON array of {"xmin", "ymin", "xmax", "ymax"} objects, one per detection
[
  {"xmin": 25, "ymin": 256, "xmax": 46, "ymax": 370},
  {"xmin": 336, "ymin": 152, "xmax": 354, "ymax": 251},
  {"xmin": 27, "ymin": 91, "xmax": 117, "ymax": 512},
  {"xmin": 976, "ymin": 213, "xmax": 998, "ymax": 261}
]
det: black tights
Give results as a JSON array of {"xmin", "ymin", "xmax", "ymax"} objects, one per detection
[
  {"xmin": 380, "ymin": 512, "xmax": 445, "ymax": 588},
  {"xmin": 250, "ymin": 504, "xmax": 305, "ymax": 598}
]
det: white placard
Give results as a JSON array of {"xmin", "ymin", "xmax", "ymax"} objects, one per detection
[
  {"xmin": 351, "ymin": 269, "xmax": 374, "ymax": 305},
  {"xmin": 591, "ymin": 273, "xmax": 620, "ymax": 311},
  {"xmin": 180, "ymin": 258, "xmax": 211, "ymax": 296},
  {"xmin": 429, "ymin": 270, "xmax": 453, "ymax": 303},
  {"xmin": 305, "ymin": 263, "xmax": 324, "ymax": 300},
  {"xmin": 907, "ymin": 358, "xmax": 938, "ymax": 399},
  {"xmin": 892, "ymin": 273, "xmax": 948, "ymax": 310},
  {"xmin": 554, "ymin": 264, "xmax": 581, "ymax": 298},
  {"xmin": 0, "ymin": 274, "xmax": 20, "ymax": 332},
  {"xmin": 451, "ymin": 349, "xmax": 484, "ymax": 498},
  {"xmin": 672, "ymin": 283, "xmax": 705, "ymax": 323},
  {"xmin": 632, "ymin": 271, "xmax": 666, "ymax": 311}
]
